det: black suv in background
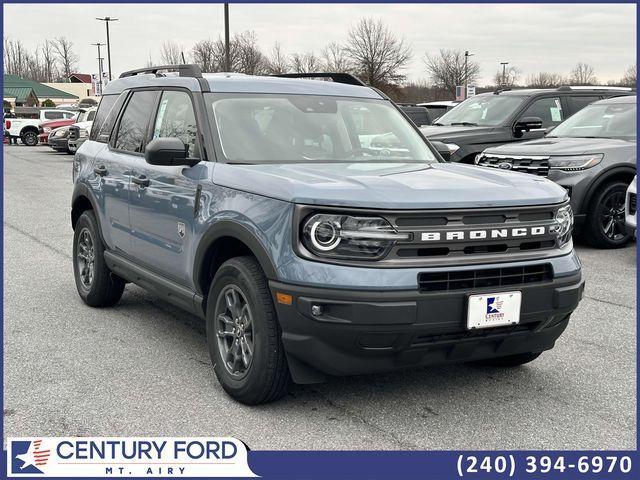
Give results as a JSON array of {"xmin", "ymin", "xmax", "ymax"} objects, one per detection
[{"xmin": 419, "ymin": 86, "xmax": 634, "ymax": 163}]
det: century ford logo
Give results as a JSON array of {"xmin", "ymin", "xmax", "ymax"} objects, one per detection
[{"xmin": 421, "ymin": 226, "xmax": 547, "ymax": 242}]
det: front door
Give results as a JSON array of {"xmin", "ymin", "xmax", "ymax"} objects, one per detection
[{"xmin": 129, "ymin": 89, "xmax": 206, "ymax": 285}]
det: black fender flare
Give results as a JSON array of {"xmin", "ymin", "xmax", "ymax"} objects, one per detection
[
  {"xmin": 579, "ymin": 164, "xmax": 636, "ymax": 215},
  {"xmin": 71, "ymin": 183, "xmax": 107, "ymax": 243},
  {"xmin": 193, "ymin": 220, "xmax": 279, "ymax": 297}
]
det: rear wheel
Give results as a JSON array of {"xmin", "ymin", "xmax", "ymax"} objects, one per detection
[
  {"xmin": 21, "ymin": 130, "xmax": 38, "ymax": 146},
  {"xmin": 584, "ymin": 181, "xmax": 631, "ymax": 248},
  {"xmin": 206, "ymin": 256, "xmax": 290, "ymax": 405}
]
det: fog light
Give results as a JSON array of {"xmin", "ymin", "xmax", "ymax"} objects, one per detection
[{"xmin": 311, "ymin": 305, "xmax": 323, "ymax": 316}]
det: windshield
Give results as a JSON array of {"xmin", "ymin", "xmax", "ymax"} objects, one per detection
[
  {"xmin": 435, "ymin": 95, "xmax": 525, "ymax": 126},
  {"xmin": 549, "ymin": 102, "xmax": 636, "ymax": 140},
  {"xmin": 206, "ymin": 93, "xmax": 438, "ymax": 164}
]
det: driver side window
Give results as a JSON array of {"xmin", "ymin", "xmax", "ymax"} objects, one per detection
[
  {"xmin": 519, "ymin": 97, "xmax": 564, "ymax": 128},
  {"xmin": 153, "ymin": 90, "xmax": 200, "ymax": 158}
]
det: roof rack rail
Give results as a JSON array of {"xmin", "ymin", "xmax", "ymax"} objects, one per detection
[
  {"xmin": 493, "ymin": 87, "xmax": 512, "ymax": 94},
  {"xmin": 556, "ymin": 85, "xmax": 634, "ymax": 92},
  {"xmin": 119, "ymin": 64, "xmax": 203, "ymax": 79},
  {"xmin": 273, "ymin": 72, "xmax": 366, "ymax": 87}
]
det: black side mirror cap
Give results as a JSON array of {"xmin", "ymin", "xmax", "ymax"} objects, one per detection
[
  {"xmin": 145, "ymin": 137, "xmax": 199, "ymax": 167},
  {"xmin": 430, "ymin": 141, "xmax": 452, "ymax": 161},
  {"xmin": 514, "ymin": 116, "xmax": 543, "ymax": 132}
]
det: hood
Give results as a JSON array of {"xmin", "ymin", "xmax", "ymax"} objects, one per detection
[
  {"xmin": 484, "ymin": 136, "xmax": 635, "ymax": 156},
  {"xmin": 213, "ymin": 162, "xmax": 567, "ymax": 209},
  {"xmin": 41, "ymin": 118, "xmax": 75, "ymax": 129},
  {"xmin": 71, "ymin": 120, "xmax": 93, "ymax": 129},
  {"xmin": 419, "ymin": 124, "xmax": 497, "ymax": 141}
]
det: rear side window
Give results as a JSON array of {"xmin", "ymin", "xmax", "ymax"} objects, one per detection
[
  {"xmin": 519, "ymin": 97, "xmax": 564, "ymax": 128},
  {"xmin": 44, "ymin": 111, "xmax": 64, "ymax": 120},
  {"xmin": 90, "ymin": 94, "xmax": 126, "ymax": 143},
  {"xmin": 566, "ymin": 96, "xmax": 600, "ymax": 114},
  {"xmin": 87, "ymin": 110, "xmax": 96, "ymax": 121},
  {"xmin": 114, "ymin": 90, "xmax": 158, "ymax": 153}
]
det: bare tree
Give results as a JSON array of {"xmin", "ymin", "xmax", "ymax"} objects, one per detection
[
  {"xmin": 192, "ymin": 39, "xmax": 220, "ymax": 72},
  {"xmin": 4, "ymin": 37, "xmax": 29, "ymax": 77},
  {"xmin": 235, "ymin": 31, "xmax": 267, "ymax": 75},
  {"xmin": 345, "ymin": 17, "xmax": 412, "ymax": 88},
  {"xmin": 265, "ymin": 42, "xmax": 289, "ymax": 74},
  {"xmin": 570, "ymin": 62, "xmax": 596, "ymax": 85},
  {"xmin": 290, "ymin": 51, "xmax": 324, "ymax": 73},
  {"xmin": 423, "ymin": 49, "xmax": 480, "ymax": 95},
  {"xmin": 53, "ymin": 37, "xmax": 78, "ymax": 78},
  {"xmin": 40, "ymin": 40, "xmax": 57, "ymax": 82},
  {"xmin": 493, "ymin": 65, "xmax": 521, "ymax": 87},
  {"xmin": 160, "ymin": 41, "xmax": 184, "ymax": 65},
  {"xmin": 321, "ymin": 42, "xmax": 352, "ymax": 73},
  {"xmin": 525, "ymin": 72, "xmax": 566, "ymax": 88},
  {"xmin": 621, "ymin": 64, "xmax": 637, "ymax": 87}
]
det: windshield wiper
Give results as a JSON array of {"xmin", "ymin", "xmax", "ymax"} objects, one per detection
[
  {"xmin": 450, "ymin": 121, "xmax": 478, "ymax": 126},
  {"xmin": 432, "ymin": 122, "xmax": 445, "ymax": 126}
]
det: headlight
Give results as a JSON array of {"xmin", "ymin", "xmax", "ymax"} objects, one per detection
[
  {"xmin": 301, "ymin": 213, "xmax": 411, "ymax": 259},
  {"xmin": 550, "ymin": 204, "xmax": 574, "ymax": 247},
  {"xmin": 79, "ymin": 128, "xmax": 88, "ymax": 138},
  {"xmin": 549, "ymin": 154, "xmax": 603, "ymax": 171},
  {"xmin": 43, "ymin": 127, "xmax": 52, "ymax": 133},
  {"xmin": 54, "ymin": 129, "xmax": 69, "ymax": 138},
  {"xmin": 474, "ymin": 153, "xmax": 484, "ymax": 165}
]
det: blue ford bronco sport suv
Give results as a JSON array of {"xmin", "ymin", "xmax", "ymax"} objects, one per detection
[{"xmin": 72, "ymin": 65, "xmax": 584, "ymax": 404}]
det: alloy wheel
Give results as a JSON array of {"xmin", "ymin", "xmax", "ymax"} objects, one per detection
[
  {"xmin": 215, "ymin": 285, "xmax": 254, "ymax": 378},
  {"xmin": 76, "ymin": 227, "xmax": 95, "ymax": 289},
  {"xmin": 599, "ymin": 190, "xmax": 627, "ymax": 242}
]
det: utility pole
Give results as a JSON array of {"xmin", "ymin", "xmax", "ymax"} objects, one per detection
[
  {"xmin": 500, "ymin": 61, "xmax": 509, "ymax": 86},
  {"xmin": 91, "ymin": 43, "xmax": 105, "ymax": 95},
  {"xmin": 464, "ymin": 51, "xmax": 474, "ymax": 98},
  {"xmin": 96, "ymin": 17, "xmax": 118, "ymax": 81},
  {"xmin": 224, "ymin": 3, "xmax": 230, "ymax": 71}
]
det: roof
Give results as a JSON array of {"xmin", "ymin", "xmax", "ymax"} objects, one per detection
[
  {"xmin": 417, "ymin": 101, "xmax": 459, "ymax": 107},
  {"xmin": 3, "ymin": 86, "xmax": 36, "ymax": 103},
  {"xmin": 4, "ymin": 75, "xmax": 78, "ymax": 99},
  {"xmin": 593, "ymin": 95, "xmax": 636, "ymax": 105},
  {"xmin": 104, "ymin": 72, "xmax": 382, "ymax": 99},
  {"xmin": 69, "ymin": 73, "xmax": 92, "ymax": 83}
]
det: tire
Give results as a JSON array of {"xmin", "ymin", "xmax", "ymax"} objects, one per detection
[
  {"xmin": 476, "ymin": 351, "xmax": 542, "ymax": 367},
  {"xmin": 20, "ymin": 130, "xmax": 39, "ymax": 146},
  {"xmin": 73, "ymin": 210, "xmax": 125, "ymax": 307},
  {"xmin": 584, "ymin": 181, "xmax": 631, "ymax": 249},
  {"xmin": 206, "ymin": 256, "xmax": 290, "ymax": 405}
]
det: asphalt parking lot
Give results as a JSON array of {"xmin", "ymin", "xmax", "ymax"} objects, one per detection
[{"xmin": 3, "ymin": 145, "xmax": 637, "ymax": 450}]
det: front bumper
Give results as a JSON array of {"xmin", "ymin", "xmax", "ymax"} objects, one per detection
[
  {"xmin": 49, "ymin": 137, "xmax": 69, "ymax": 151},
  {"xmin": 271, "ymin": 271, "xmax": 584, "ymax": 383}
]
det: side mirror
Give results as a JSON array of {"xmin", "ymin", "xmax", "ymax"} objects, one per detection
[
  {"xmin": 431, "ymin": 141, "xmax": 452, "ymax": 161},
  {"xmin": 145, "ymin": 137, "xmax": 198, "ymax": 167},
  {"xmin": 514, "ymin": 116, "xmax": 543, "ymax": 133}
]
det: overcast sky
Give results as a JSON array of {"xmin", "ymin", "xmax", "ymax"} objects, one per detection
[{"xmin": 4, "ymin": 3, "xmax": 637, "ymax": 84}]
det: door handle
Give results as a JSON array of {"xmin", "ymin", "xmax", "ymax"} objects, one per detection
[
  {"xmin": 132, "ymin": 175, "xmax": 150, "ymax": 187},
  {"xmin": 93, "ymin": 165, "xmax": 108, "ymax": 176}
]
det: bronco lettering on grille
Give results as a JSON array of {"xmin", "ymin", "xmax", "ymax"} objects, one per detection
[{"xmin": 420, "ymin": 226, "xmax": 547, "ymax": 242}]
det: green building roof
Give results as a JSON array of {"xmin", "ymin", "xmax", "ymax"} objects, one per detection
[
  {"xmin": 4, "ymin": 74, "xmax": 79, "ymax": 99},
  {"xmin": 4, "ymin": 86, "xmax": 36, "ymax": 103}
]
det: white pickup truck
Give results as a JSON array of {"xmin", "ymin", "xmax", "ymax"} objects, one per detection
[{"xmin": 5, "ymin": 107, "xmax": 77, "ymax": 146}]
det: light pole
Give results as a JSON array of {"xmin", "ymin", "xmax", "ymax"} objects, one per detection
[
  {"xmin": 464, "ymin": 51, "xmax": 474, "ymax": 98},
  {"xmin": 96, "ymin": 17, "xmax": 118, "ymax": 81},
  {"xmin": 91, "ymin": 42, "xmax": 105, "ymax": 95},
  {"xmin": 500, "ymin": 61, "xmax": 509, "ymax": 86},
  {"xmin": 224, "ymin": 3, "xmax": 230, "ymax": 71}
]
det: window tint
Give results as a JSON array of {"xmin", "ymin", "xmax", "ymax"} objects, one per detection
[
  {"xmin": 90, "ymin": 94, "xmax": 123, "ymax": 142},
  {"xmin": 44, "ymin": 111, "xmax": 64, "ymax": 120},
  {"xmin": 566, "ymin": 96, "xmax": 600, "ymax": 114},
  {"xmin": 153, "ymin": 90, "xmax": 200, "ymax": 157},
  {"xmin": 115, "ymin": 91, "xmax": 157, "ymax": 153},
  {"xmin": 519, "ymin": 97, "xmax": 563, "ymax": 128},
  {"xmin": 63, "ymin": 112, "xmax": 76, "ymax": 119},
  {"xmin": 87, "ymin": 110, "xmax": 96, "ymax": 121}
]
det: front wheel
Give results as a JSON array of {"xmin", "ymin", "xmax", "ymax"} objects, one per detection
[
  {"xmin": 206, "ymin": 256, "xmax": 290, "ymax": 405},
  {"xmin": 584, "ymin": 181, "xmax": 631, "ymax": 248},
  {"xmin": 21, "ymin": 130, "xmax": 39, "ymax": 146}
]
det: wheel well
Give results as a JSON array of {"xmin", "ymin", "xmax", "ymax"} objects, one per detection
[
  {"xmin": 582, "ymin": 169, "xmax": 636, "ymax": 215},
  {"xmin": 71, "ymin": 195, "xmax": 93, "ymax": 230},
  {"xmin": 20, "ymin": 125, "xmax": 39, "ymax": 136},
  {"xmin": 198, "ymin": 236, "xmax": 254, "ymax": 299}
]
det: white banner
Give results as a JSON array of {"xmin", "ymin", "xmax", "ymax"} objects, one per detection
[{"xmin": 7, "ymin": 437, "xmax": 258, "ymax": 477}]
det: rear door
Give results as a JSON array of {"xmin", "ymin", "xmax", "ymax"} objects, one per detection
[
  {"xmin": 96, "ymin": 89, "xmax": 159, "ymax": 255},
  {"xmin": 128, "ymin": 89, "xmax": 206, "ymax": 284}
]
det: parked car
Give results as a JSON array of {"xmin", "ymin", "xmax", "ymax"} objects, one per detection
[
  {"xmin": 626, "ymin": 176, "xmax": 636, "ymax": 238},
  {"xmin": 417, "ymin": 100, "xmax": 459, "ymax": 123},
  {"xmin": 71, "ymin": 65, "xmax": 583, "ymax": 405},
  {"xmin": 398, "ymin": 104, "xmax": 431, "ymax": 127},
  {"xmin": 49, "ymin": 125, "xmax": 73, "ymax": 153},
  {"xmin": 39, "ymin": 107, "xmax": 97, "ymax": 144},
  {"xmin": 5, "ymin": 107, "xmax": 76, "ymax": 146},
  {"xmin": 419, "ymin": 86, "xmax": 634, "ymax": 163},
  {"xmin": 476, "ymin": 95, "xmax": 636, "ymax": 248},
  {"xmin": 68, "ymin": 120, "xmax": 93, "ymax": 153}
]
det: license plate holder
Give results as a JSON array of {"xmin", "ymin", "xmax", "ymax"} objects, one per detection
[{"xmin": 467, "ymin": 291, "xmax": 522, "ymax": 330}]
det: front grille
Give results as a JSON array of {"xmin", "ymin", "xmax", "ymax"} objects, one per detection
[
  {"xmin": 629, "ymin": 193, "xmax": 637, "ymax": 215},
  {"xmin": 68, "ymin": 126, "xmax": 80, "ymax": 141},
  {"xmin": 477, "ymin": 154, "xmax": 550, "ymax": 177},
  {"xmin": 418, "ymin": 264, "xmax": 553, "ymax": 292}
]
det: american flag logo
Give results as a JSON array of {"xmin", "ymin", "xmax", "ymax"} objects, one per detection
[{"xmin": 15, "ymin": 439, "xmax": 51, "ymax": 472}]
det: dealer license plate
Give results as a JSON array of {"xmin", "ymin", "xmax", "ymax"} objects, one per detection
[{"xmin": 467, "ymin": 291, "xmax": 522, "ymax": 330}]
